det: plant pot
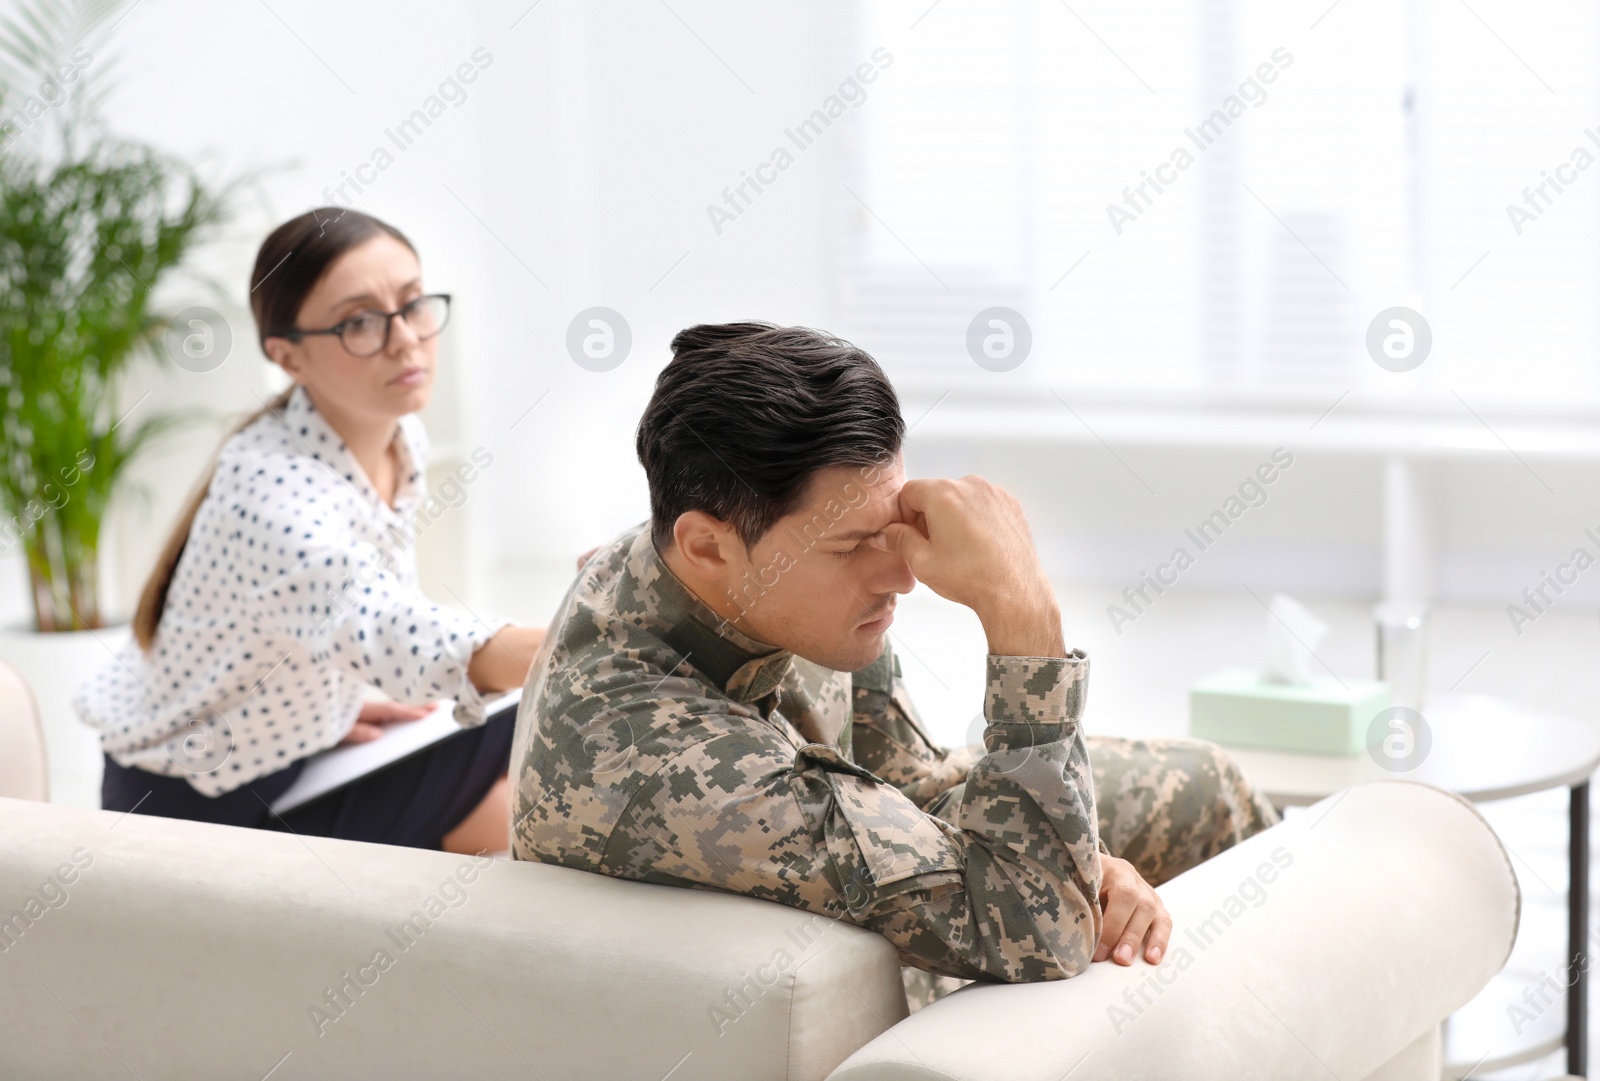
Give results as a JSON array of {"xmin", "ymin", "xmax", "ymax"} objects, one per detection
[{"xmin": 0, "ymin": 622, "xmax": 129, "ymax": 808}]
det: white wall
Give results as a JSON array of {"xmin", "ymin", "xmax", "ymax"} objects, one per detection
[
  {"xmin": 57, "ymin": 0, "xmax": 856, "ymax": 627},
  {"xmin": 6, "ymin": 0, "xmax": 1592, "ymax": 634}
]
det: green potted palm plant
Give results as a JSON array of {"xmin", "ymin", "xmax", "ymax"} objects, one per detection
[
  {"xmin": 0, "ymin": 0, "xmax": 232, "ymax": 798},
  {"xmin": 0, "ymin": 0, "xmax": 229, "ymax": 631}
]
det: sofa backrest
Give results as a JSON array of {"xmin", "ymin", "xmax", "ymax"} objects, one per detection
[{"xmin": 0, "ymin": 796, "xmax": 907, "ymax": 1080}]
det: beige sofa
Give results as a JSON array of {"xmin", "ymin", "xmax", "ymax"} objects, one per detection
[{"xmin": 0, "ymin": 779, "xmax": 1517, "ymax": 1080}]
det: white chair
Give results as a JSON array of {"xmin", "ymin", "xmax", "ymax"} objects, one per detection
[{"xmin": 0, "ymin": 658, "xmax": 47, "ymax": 801}]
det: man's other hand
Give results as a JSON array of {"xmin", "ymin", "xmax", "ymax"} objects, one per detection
[{"xmin": 1095, "ymin": 854, "xmax": 1172, "ymax": 965}]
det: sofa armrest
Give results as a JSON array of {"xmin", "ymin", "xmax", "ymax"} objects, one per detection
[
  {"xmin": 0, "ymin": 797, "xmax": 907, "ymax": 1081},
  {"xmin": 827, "ymin": 780, "xmax": 1519, "ymax": 1081}
]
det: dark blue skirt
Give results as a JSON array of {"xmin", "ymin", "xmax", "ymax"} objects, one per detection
[{"xmin": 99, "ymin": 703, "xmax": 518, "ymax": 850}]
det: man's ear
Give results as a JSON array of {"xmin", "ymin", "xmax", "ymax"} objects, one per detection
[{"xmin": 671, "ymin": 510, "xmax": 739, "ymax": 579}]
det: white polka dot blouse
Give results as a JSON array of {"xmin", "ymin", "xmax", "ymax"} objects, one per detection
[{"xmin": 74, "ymin": 384, "xmax": 511, "ymax": 797}]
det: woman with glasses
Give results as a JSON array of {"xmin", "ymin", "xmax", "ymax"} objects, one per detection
[{"xmin": 75, "ymin": 207, "xmax": 546, "ymax": 854}]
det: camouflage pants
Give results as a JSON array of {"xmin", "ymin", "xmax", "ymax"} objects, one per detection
[{"xmin": 902, "ymin": 734, "xmax": 1281, "ymax": 1012}]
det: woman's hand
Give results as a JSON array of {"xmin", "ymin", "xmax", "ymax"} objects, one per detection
[{"xmin": 338, "ymin": 700, "xmax": 439, "ymax": 746}]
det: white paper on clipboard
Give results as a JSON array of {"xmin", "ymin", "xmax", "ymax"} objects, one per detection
[{"xmin": 269, "ymin": 688, "xmax": 522, "ymax": 814}]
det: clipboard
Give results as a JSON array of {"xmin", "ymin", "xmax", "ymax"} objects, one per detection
[{"xmin": 269, "ymin": 688, "xmax": 522, "ymax": 814}]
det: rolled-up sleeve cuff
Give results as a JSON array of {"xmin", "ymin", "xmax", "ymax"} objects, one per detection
[
  {"xmin": 447, "ymin": 611, "xmax": 517, "ymax": 726},
  {"xmin": 983, "ymin": 649, "xmax": 1089, "ymax": 729}
]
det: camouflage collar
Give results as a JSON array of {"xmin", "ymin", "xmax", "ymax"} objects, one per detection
[{"xmin": 617, "ymin": 525, "xmax": 795, "ymax": 706}]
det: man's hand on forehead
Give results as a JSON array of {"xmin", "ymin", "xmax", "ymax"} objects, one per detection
[
  {"xmin": 867, "ymin": 475, "xmax": 1063, "ymax": 657},
  {"xmin": 860, "ymin": 478, "xmax": 912, "ymax": 543}
]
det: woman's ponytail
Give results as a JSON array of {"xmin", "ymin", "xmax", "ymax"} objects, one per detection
[{"xmin": 131, "ymin": 388, "xmax": 294, "ymax": 651}]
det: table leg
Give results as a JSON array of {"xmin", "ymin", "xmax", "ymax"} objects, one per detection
[{"xmin": 1569, "ymin": 781, "xmax": 1589, "ymax": 1077}]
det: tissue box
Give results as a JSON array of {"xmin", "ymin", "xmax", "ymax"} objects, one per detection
[{"xmin": 1189, "ymin": 669, "xmax": 1390, "ymax": 756}]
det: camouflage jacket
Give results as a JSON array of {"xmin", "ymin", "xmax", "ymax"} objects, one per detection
[{"xmin": 509, "ymin": 522, "xmax": 1103, "ymax": 982}]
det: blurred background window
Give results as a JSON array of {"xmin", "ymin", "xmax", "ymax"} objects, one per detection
[{"xmin": 839, "ymin": 0, "xmax": 1600, "ymax": 414}]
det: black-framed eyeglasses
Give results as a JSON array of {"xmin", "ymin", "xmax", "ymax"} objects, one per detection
[{"xmin": 279, "ymin": 293, "xmax": 451, "ymax": 358}]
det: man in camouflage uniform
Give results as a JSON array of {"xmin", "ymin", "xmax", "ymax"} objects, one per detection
[{"xmin": 510, "ymin": 323, "xmax": 1279, "ymax": 1011}]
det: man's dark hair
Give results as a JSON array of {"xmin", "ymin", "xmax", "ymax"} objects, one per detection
[{"xmin": 636, "ymin": 322, "xmax": 904, "ymax": 551}]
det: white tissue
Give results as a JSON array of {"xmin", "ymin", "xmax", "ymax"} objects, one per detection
[{"xmin": 1261, "ymin": 593, "xmax": 1328, "ymax": 685}]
